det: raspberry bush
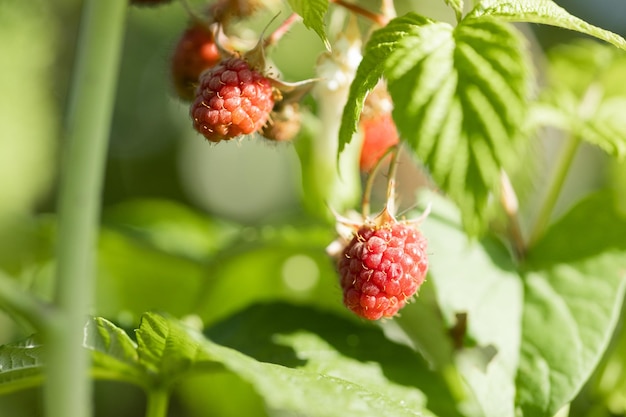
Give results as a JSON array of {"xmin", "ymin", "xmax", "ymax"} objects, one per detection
[{"xmin": 2, "ymin": 1, "xmax": 626, "ymax": 417}]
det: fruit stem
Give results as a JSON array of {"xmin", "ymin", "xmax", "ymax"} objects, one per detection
[
  {"xmin": 45, "ymin": 1, "xmax": 127, "ymax": 417},
  {"xmin": 330, "ymin": 0, "xmax": 390, "ymax": 26},
  {"xmin": 264, "ymin": 12, "xmax": 301, "ymax": 48},
  {"xmin": 528, "ymin": 83, "xmax": 603, "ymax": 247},
  {"xmin": 385, "ymin": 145, "xmax": 402, "ymax": 216},
  {"xmin": 145, "ymin": 387, "xmax": 171, "ymax": 417},
  {"xmin": 499, "ymin": 170, "xmax": 526, "ymax": 259},
  {"xmin": 361, "ymin": 145, "xmax": 397, "ymax": 218}
]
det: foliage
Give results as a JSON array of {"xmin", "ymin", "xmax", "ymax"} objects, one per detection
[{"xmin": 2, "ymin": 1, "xmax": 626, "ymax": 417}]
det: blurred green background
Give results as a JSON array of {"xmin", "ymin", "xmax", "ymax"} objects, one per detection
[{"xmin": 1, "ymin": 0, "xmax": 625, "ymax": 416}]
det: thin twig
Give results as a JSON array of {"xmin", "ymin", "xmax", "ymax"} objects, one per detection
[
  {"xmin": 264, "ymin": 12, "xmax": 301, "ymax": 47},
  {"xmin": 361, "ymin": 145, "xmax": 397, "ymax": 218},
  {"xmin": 330, "ymin": 0, "xmax": 389, "ymax": 26}
]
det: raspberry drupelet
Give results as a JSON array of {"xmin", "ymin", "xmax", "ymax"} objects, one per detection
[
  {"xmin": 190, "ymin": 57, "xmax": 274, "ymax": 142},
  {"xmin": 337, "ymin": 220, "xmax": 428, "ymax": 320}
]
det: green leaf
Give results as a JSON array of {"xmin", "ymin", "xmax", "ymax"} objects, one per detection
[
  {"xmin": 339, "ymin": 13, "xmax": 530, "ymax": 233},
  {"xmin": 207, "ymin": 302, "xmax": 462, "ymax": 417},
  {"xmin": 469, "ymin": 0, "xmax": 626, "ymax": 51},
  {"xmin": 534, "ymin": 40, "xmax": 626, "ymax": 159},
  {"xmin": 518, "ymin": 191, "xmax": 626, "ymax": 416},
  {"xmin": 84, "ymin": 317, "xmax": 145, "ymax": 387},
  {"xmin": 417, "ymin": 192, "xmax": 524, "ymax": 417},
  {"xmin": 287, "ymin": 0, "xmax": 330, "ymax": 50},
  {"xmin": 135, "ymin": 313, "xmax": 221, "ymax": 384},
  {"xmin": 137, "ymin": 312, "xmax": 439, "ymax": 416},
  {"xmin": 96, "ymin": 227, "xmax": 206, "ymax": 321},
  {"xmin": 0, "ymin": 336, "xmax": 45, "ymax": 394},
  {"xmin": 103, "ymin": 198, "xmax": 239, "ymax": 261},
  {"xmin": 193, "ymin": 223, "xmax": 344, "ymax": 326},
  {"xmin": 0, "ymin": 317, "xmax": 150, "ymax": 393}
]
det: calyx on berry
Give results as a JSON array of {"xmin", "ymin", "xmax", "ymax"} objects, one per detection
[
  {"xmin": 328, "ymin": 199, "xmax": 430, "ymax": 321},
  {"xmin": 189, "ymin": 22, "xmax": 316, "ymax": 143}
]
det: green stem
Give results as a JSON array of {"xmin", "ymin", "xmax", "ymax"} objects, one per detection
[
  {"xmin": 529, "ymin": 84, "xmax": 603, "ymax": 247},
  {"xmin": 45, "ymin": 1, "xmax": 127, "ymax": 417},
  {"xmin": 528, "ymin": 133, "xmax": 581, "ymax": 247},
  {"xmin": 145, "ymin": 388, "xmax": 171, "ymax": 417}
]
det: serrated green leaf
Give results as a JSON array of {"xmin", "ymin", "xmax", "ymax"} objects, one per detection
[
  {"xmin": 200, "ymin": 333, "xmax": 427, "ymax": 417},
  {"xmin": 518, "ymin": 192, "xmax": 626, "ymax": 416},
  {"xmin": 135, "ymin": 313, "xmax": 221, "ymax": 384},
  {"xmin": 0, "ymin": 336, "xmax": 45, "ymax": 394},
  {"xmin": 138, "ymin": 312, "xmax": 436, "ymax": 416},
  {"xmin": 287, "ymin": 0, "xmax": 330, "ymax": 50},
  {"xmin": 418, "ymin": 192, "xmax": 524, "ymax": 417},
  {"xmin": 340, "ymin": 13, "xmax": 530, "ymax": 233},
  {"xmin": 207, "ymin": 302, "xmax": 462, "ymax": 417},
  {"xmin": 85, "ymin": 317, "xmax": 145, "ymax": 386},
  {"xmin": 470, "ymin": 0, "xmax": 626, "ymax": 51},
  {"xmin": 0, "ymin": 317, "xmax": 150, "ymax": 393}
]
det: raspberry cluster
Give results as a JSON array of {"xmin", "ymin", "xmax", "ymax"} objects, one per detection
[
  {"xmin": 337, "ymin": 221, "xmax": 428, "ymax": 320},
  {"xmin": 190, "ymin": 57, "xmax": 274, "ymax": 142}
]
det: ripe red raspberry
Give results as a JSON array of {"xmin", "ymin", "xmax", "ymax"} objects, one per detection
[
  {"xmin": 190, "ymin": 57, "xmax": 274, "ymax": 142},
  {"xmin": 171, "ymin": 23, "xmax": 221, "ymax": 102},
  {"xmin": 337, "ymin": 221, "xmax": 428, "ymax": 320},
  {"xmin": 359, "ymin": 84, "xmax": 400, "ymax": 172}
]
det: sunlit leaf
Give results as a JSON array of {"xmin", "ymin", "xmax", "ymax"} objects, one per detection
[
  {"xmin": 339, "ymin": 13, "xmax": 530, "ymax": 233},
  {"xmin": 518, "ymin": 192, "xmax": 626, "ymax": 416},
  {"xmin": 0, "ymin": 336, "xmax": 44, "ymax": 394},
  {"xmin": 85, "ymin": 317, "xmax": 145, "ymax": 386},
  {"xmin": 416, "ymin": 192, "xmax": 524, "ymax": 417},
  {"xmin": 287, "ymin": 0, "xmax": 330, "ymax": 50},
  {"xmin": 470, "ymin": 0, "xmax": 626, "ymax": 51},
  {"xmin": 135, "ymin": 313, "xmax": 221, "ymax": 383},
  {"xmin": 207, "ymin": 302, "xmax": 462, "ymax": 417}
]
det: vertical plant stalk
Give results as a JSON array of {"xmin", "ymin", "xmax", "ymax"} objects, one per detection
[
  {"xmin": 46, "ymin": 1, "xmax": 127, "ymax": 417},
  {"xmin": 144, "ymin": 388, "xmax": 171, "ymax": 417}
]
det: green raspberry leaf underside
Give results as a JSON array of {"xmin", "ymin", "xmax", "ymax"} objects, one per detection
[
  {"xmin": 517, "ymin": 192, "xmax": 626, "ymax": 416},
  {"xmin": 339, "ymin": 13, "xmax": 530, "ymax": 233},
  {"xmin": 85, "ymin": 317, "xmax": 145, "ymax": 386},
  {"xmin": 287, "ymin": 0, "xmax": 330, "ymax": 50},
  {"xmin": 0, "ymin": 318, "xmax": 147, "ymax": 393},
  {"xmin": 0, "ymin": 336, "xmax": 45, "ymax": 394},
  {"xmin": 470, "ymin": 0, "xmax": 626, "ymax": 51}
]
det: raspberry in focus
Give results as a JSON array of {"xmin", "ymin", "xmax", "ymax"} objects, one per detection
[
  {"xmin": 337, "ymin": 222, "xmax": 428, "ymax": 320},
  {"xmin": 190, "ymin": 57, "xmax": 275, "ymax": 142}
]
